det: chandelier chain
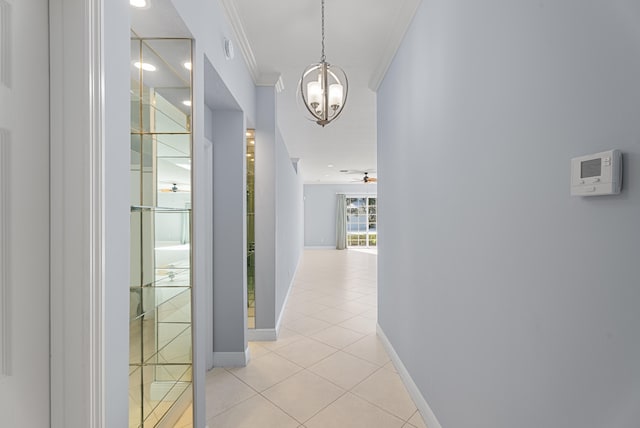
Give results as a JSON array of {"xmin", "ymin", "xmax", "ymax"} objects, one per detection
[{"xmin": 321, "ymin": 0, "xmax": 326, "ymax": 62}]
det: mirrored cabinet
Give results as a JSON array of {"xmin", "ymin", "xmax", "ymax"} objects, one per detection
[{"xmin": 130, "ymin": 36, "xmax": 193, "ymax": 428}]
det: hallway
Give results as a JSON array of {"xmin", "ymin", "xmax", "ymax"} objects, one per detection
[{"xmin": 200, "ymin": 249, "xmax": 426, "ymax": 428}]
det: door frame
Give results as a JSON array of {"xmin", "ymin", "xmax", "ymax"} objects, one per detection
[{"xmin": 49, "ymin": 1, "xmax": 119, "ymax": 426}]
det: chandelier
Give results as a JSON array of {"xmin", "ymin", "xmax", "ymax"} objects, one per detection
[{"xmin": 299, "ymin": 0, "xmax": 348, "ymax": 127}]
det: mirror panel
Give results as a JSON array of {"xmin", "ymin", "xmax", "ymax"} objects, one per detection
[
  {"xmin": 246, "ymin": 129, "xmax": 256, "ymax": 329},
  {"xmin": 130, "ymin": 37, "xmax": 193, "ymax": 428}
]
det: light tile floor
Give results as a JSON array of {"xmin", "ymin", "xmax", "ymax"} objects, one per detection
[{"xmin": 205, "ymin": 249, "xmax": 427, "ymax": 428}]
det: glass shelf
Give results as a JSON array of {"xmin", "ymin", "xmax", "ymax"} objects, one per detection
[
  {"xmin": 130, "ymin": 36, "xmax": 193, "ymax": 428},
  {"xmin": 131, "ymin": 205, "xmax": 191, "ymax": 213}
]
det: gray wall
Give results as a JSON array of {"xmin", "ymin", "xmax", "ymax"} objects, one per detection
[
  {"xmin": 255, "ymin": 86, "xmax": 277, "ymax": 328},
  {"xmin": 275, "ymin": 130, "xmax": 304, "ymax": 318},
  {"xmin": 377, "ymin": 2, "xmax": 640, "ymax": 428},
  {"xmin": 256, "ymin": 86, "xmax": 304, "ymax": 329},
  {"xmin": 210, "ymin": 109, "xmax": 248, "ymax": 355},
  {"xmin": 304, "ymin": 183, "xmax": 377, "ymax": 247}
]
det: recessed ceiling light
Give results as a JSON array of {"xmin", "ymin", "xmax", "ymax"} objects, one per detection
[
  {"xmin": 249, "ymin": 139, "xmax": 255, "ymax": 145},
  {"xmin": 328, "ymin": 164, "xmax": 334, "ymax": 168},
  {"xmin": 246, "ymin": 153, "xmax": 252, "ymax": 157},
  {"xmin": 182, "ymin": 100, "xmax": 192, "ymax": 107},
  {"xmin": 246, "ymin": 131, "xmax": 251, "ymax": 137},
  {"xmin": 130, "ymin": 0, "xmax": 147, "ymax": 7},
  {"xmin": 251, "ymin": 159, "xmax": 255, "ymax": 162},
  {"xmin": 134, "ymin": 61, "xmax": 156, "ymax": 71},
  {"xmin": 183, "ymin": 62, "xmax": 192, "ymax": 71}
]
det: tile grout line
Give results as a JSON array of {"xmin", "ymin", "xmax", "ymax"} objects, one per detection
[
  {"xmin": 207, "ymin": 250, "xmax": 384, "ymax": 427},
  {"xmin": 258, "ymin": 379, "xmax": 349, "ymax": 426},
  {"xmin": 347, "ymin": 365, "xmax": 418, "ymax": 423}
]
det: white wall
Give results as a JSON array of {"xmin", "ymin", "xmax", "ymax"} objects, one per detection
[
  {"xmin": 104, "ymin": 2, "xmax": 133, "ymax": 426},
  {"xmin": 255, "ymin": 86, "xmax": 304, "ymax": 332},
  {"xmin": 51, "ymin": 1, "xmax": 131, "ymax": 426},
  {"xmin": 172, "ymin": 0, "xmax": 256, "ymax": 123},
  {"xmin": 304, "ymin": 183, "xmax": 377, "ymax": 247},
  {"xmin": 146, "ymin": 1, "xmax": 259, "ymax": 425},
  {"xmin": 51, "ymin": 0, "xmax": 259, "ymax": 426},
  {"xmin": 275, "ymin": 130, "xmax": 304, "ymax": 320},
  {"xmin": 377, "ymin": 2, "xmax": 640, "ymax": 428},
  {"xmin": 1, "ymin": 1, "xmax": 51, "ymax": 426}
]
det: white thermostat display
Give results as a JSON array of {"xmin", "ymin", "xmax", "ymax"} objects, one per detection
[{"xmin": 571, "ymin": 149, "xmax": 622, "ymax": 196}]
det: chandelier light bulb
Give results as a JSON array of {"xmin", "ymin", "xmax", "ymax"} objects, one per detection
[
  {"xmin": 329, "ymin": 84, "xmax": 343, "ymax": 110},
  {"xmin": 307, "ymin": 80, "xmax": 322, "ymax": 112}
]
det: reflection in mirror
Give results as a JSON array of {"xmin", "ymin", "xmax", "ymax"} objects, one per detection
[
  {"xmin": 130, "ymin": 36, "xmax": 193, "ymax": 428},
  {"xmin": 246, "ymin": 129, "xmax": 256, "ymax": 329}
]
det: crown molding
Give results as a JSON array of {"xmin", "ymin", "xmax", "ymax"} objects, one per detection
[
  {"xmin": 275, "ymin": 76, "xmax": 284, "ymax": 93},
  {"xmin": 219, "ymin": 0, "xmax": 260, "ymax": 83},
  {"xmin": 257, "ymin": 72, "xmax": 284, "ymax": 93},
  {"xmin": 368, "ymin": 0, "xmax": 422, "ymax": 91}
]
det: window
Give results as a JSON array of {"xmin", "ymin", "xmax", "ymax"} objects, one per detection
[{"xmin": 346, "ymin": 197, "xmax": 377, "ymax": 248}]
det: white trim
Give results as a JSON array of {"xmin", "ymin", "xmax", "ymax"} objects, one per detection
[
  {"xmin": 49, "ymin": 0, "xmax": 105, "ymax": 426},
  {"xmin": 0, "ymin": 128, "xmax": 9, "ymax": 377},
  {"xmin": 218, "ymin": 0, "xmax": 259, "ymax": 82},
  {"xmin": 212, "ymin": 348, "xmax": 250, "ymax": 367},
  {"xmin": 257, "ymin": 73, "xmax": 284, "ymax": 93},
  {"xmin": 204, "ymin": 140, "xmax": 214, "ymax": 370},
  {"xmin": 247, "ymin": 328, "xmax": 277, "ymax": 342},
  {"xmin": 248, "ymin": 253, "xmax": 300, "ymax": 342},
  {"xmin": 274, "ymin": 256, "xmax": 299, "ymax": 334},
  {"xmin": 377, "ymin": 324, "xmax": 443, "ymax": 428},
  {"xmin": 88, "ymin": 0, "xmax": 105, "ymax": 425},
  {"xmin": 49, "ymin": 1, "xmax": 65, "ymax": 424},
  {"xmin": 336, "ymin": 192, "xmax": 378, "ymax": 197},
  {"xmin": 368, "ymin": 0, "xmax": 422, "ymax": 91},
  {"xmin": 0, "ymin": 0, "xmax": 11, "ymax": 88}
]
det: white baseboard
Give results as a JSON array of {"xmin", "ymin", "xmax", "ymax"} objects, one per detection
[
  {"xmin": 304, "ymin": 245, "xmax": 335, "ymax": 250},
  {"xmin": 377, "ymin": 324, "xmax": 443, "ymax": 428},
  {"xmin": 247, "ymin": 328, "xmax": 277, "ymax": 341},
  {"xmin": 275, "ymin": 258, "xmax": 299, "ymax": 334},
  {"xmin": 248, "ymin": 256, "xmax": 300, "ymax": 343},
  {"xmin": 212, "ymin": 348, "xmax": 249, "ymax": 367}
]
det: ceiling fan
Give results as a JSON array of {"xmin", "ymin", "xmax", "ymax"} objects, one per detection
[
  {"xmin": 360, "ymin": 172, "xmax": 377, "ymax": 183},
  {"xmin": 340, "ymin": 169, "xmax": 378, "ymax": 183},
  {"xmin": 158, "ymin": 180, "xmax": 191, "ymax": 193}
]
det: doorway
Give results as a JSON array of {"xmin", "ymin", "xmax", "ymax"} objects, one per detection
[{"xmin": 346, "ymin": 196, "xmax": 378, "ymax": 248}]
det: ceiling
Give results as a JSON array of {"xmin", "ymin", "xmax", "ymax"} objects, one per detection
[
  {"xmin": 131, "ymin": 0, "xmax": 421, "ymax": 183},
  {"xmin": 224, "ymin": 0, "xmax": 421, "ymax": 183}
]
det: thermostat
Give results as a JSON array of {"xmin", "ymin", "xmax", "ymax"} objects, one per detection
[{"xmin": 570, "ymin": 149, "xmax": 622, "ymax": 196}]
